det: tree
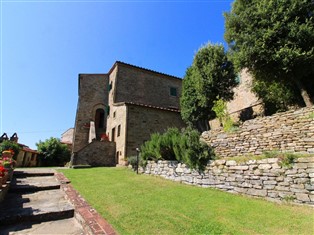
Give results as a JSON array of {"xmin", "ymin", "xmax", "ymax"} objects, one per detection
[
  {"xmin": 180, "ymin": 43, "xmax": 237, "ymax": 131},
  {"xmin": 252, "ymin": 79, "xmax": 303, "ymax": 115},
  {"xmin": 36, "ymin": 137, "xmax": 71, "ymax": 166},
  {"xmin": 224, "ymin": 0, "xmax": 314, "ymax": 107}
]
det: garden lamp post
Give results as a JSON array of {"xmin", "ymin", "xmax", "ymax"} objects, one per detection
[{"xmin": 136, "ymin": 148, "xmax": 140, "ymax": 174}]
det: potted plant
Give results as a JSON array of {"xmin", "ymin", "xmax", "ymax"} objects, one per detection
[
  {"xmin": 0, "ymin": 166, "xmax": 8, "ymax": 186},
  {"xmin": 1, "ymin": 150, "xmax": 15, "ymax": 182}
]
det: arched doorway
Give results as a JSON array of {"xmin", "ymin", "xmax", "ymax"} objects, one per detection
[{"xmin": 95, "ymin": 108, "xmax": 106, "ymax": 140}]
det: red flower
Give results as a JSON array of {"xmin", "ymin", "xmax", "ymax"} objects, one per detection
[{"xmin": 0, "ymin": 166, "xmax": 8, "ymax": 177}]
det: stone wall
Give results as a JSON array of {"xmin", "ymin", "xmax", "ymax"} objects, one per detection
[
  {"xmin": 72, "ymin": 140, "xmax": 116, "ymax": 167},
  {"xmin": 107, "ymin": 104, "xmax": 127, "ymax": 164},
  {"xmin": 227, "ymin": 69, "xmax": 262, "ymax": 116},
  {"xmin": 202, "ymin": 107, "xmax": 314, "ymax": 158},
  {"xmin": 140, "ymin": 157, "xmax": 314, "ymax": 205},
  {"xmin": 209, "ymin": 69, "xmax": 264, "ymax": 130},
  {"xmin": 126, "ymin": 104, "xmax": 185, "ymax": 158},
  {"xmin": 114, "ymin": 62, "xmax": 182, "ymax": 110}
]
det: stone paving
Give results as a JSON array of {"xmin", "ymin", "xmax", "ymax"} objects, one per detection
[
  {"xmin": 0, "ymin": 168, "xmax": 117, "ymax": 235},
  {"xmin": 1, "ymin": 218, "xmax": 84, "ymax": 235}
]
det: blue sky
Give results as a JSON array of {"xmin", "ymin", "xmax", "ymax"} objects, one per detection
[{"xmin": 0, "ymin": 0, "xmax": 233, "ymax": 149}]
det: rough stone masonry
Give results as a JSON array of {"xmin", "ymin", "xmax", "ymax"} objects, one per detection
[
  {"xmin": 139, "ymin": 107, "xmax": 314, "ymax": 205},
  {"xmin": 201, "ymin": 107, "xmax": 314, "ymax": 157},
  {"xmin": 140, "ymin": 157, "xmax": 314, "ymax": 205}
]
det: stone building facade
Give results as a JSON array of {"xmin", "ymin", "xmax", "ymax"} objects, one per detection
[
  {"xmin": 61, "ymin": 128, "xmax": 74, "ymax": 152},
  {"xmin": 71, "ymin": 61, "xmax": 185, "ymax": 166},
  {"xmin": 227, "ymin": 69, "xmax": 263, "ymax": 120},
  {"xmin": 210, "ymin": 69, "xmax": 263, "ymax": 129}
]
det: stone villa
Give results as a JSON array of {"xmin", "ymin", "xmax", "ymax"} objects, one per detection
[
  {"xmin": 70, "ymin": 62, "xmax": 261, "ymax": 167},
  {"xmin": 71, "ymin": 61, "xmax": 185, "ymax": 166}
]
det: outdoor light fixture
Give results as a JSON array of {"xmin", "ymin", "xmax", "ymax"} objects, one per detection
[{"xmin": 136, "ymin": 148, "xmax": 140, "ymax": 174}]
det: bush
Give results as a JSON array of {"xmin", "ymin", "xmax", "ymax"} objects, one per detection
[
  {"xmin": 140, "ymin": 133, "xmax": 163, "ymax": 162},
  {"xmin": 127, "ymin": 155, "xmax": 140, "ymax": 170},
  {"xmin": 179, "ymin": 128, "xmax": 215, "ymax": 171},
  {"xmin": 141, "ymin": 128, "xmax": 215, "ymax": 171},
  {"xmin": 212, "ymin": 98, "xmax": 237, "ymax": 132},
  {"xmin": 36, "ymin": 137, "xmax": 71, "ymax": 166},
  {"xmin": 0, "ymin": 140, "xmax": 21, "ymax": 160}
]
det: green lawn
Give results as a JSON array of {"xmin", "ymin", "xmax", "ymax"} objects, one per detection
[{"xmin": 60, "ymin": 167, "xmax": 314, "ymax": 235}]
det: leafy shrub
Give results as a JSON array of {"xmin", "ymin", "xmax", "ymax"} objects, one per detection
[
  {"xmin": 212, "ymin": 98, "xmax": 237, "ymax": 132},
  {"xmin": 140, "ymin": 127, "xmax": 215, "ymax": 171},
  {"xmin": 127, "ymin": 155, "xmax": 142, "ymax": 170},
  {"xmin": 179, "ymin": 128, "xmax": 215, "ymax": 171},
  {"xmin": 0, "ymin": 140, "xmax": 21, "ymax": 160},
  {"xmin": 36, "ymin": 137, "xmax": 71, "ymax": 166},
  {"xmin": 140, "ymin": 133, "xmax": 163, "ymax": 162}
]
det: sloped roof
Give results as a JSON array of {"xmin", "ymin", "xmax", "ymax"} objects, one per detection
[
  {"xmin": 113, "ymin": 102, "xmax": 180, "ymax": 113},
  {"xmin": 108, "ymin": 61, "xmax": 182, "ymax": 81}
]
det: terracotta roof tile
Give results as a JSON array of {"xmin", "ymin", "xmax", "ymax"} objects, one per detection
[
  {"xmin": 109, "ymin": 61, "xmax": 182, "ymax": 81},
  {"xmin": 114, "ymin": 102, "xmax": 180, "ymax": 112}
]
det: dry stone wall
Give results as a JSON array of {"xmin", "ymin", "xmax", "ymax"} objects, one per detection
[
  {"xmin": 201, "ymin": 107, "xmax": 314, "ymax": 157},
  {"xmin": 140, "ymin": 157, "xmax": 314, "ymax": 205},
  {"xmin": 72, "ymin": 140, "xmax": 116, "ymax": 167}
]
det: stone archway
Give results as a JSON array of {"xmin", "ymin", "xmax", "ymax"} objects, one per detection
[{"xmin": 92, "ymin": 104, "xmax": 107, "ymax": 140}]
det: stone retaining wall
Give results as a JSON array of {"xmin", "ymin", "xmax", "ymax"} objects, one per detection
[
  {"xmin": 140, "ymin": 157, "xmax": 314, "ymax": 205},
  {"xmin": 201, "ymin": 107, "xmax": 314, "ymax": 157},
  {"xmin": 72, "ymin": 140, "xmax": 116, "ymax": 167}
]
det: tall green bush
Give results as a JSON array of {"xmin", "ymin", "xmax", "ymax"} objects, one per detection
[
  {"xmin": 180, "ymin": 128, "xmax": 215, "ymax": 171},
  {"xmin": 140, "ymin": 128, "xmax": 215, "ymax": 171},
  {"xmin": 140, "ymin": 133, "xmax": 163, "ymax": 162}
]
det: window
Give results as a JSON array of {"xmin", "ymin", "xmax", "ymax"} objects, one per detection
[
  {"xmin": 170, "ymin": 87, "xmax": 177, "ymax": 97},
  {"xmin": 106, "ymin": 106, "xmax": 110, "ymax": 116},
  {"xmin": 113, "ymin": 111, "xmax": 116, "ymax": 118},
  {"xmin": 117, "ymin": 125, "xmax": 121, "ymax": 137},
  {"xmin": 111, "ymin": 127, "xmax": 116, "ymax": 142},
  {"xmin": 116, "ymin": 151, "xmax": 119, "ymax": 164},
  {"xmin": 108, "ymin": 81, "xmax": 113, "ymax": 91}
]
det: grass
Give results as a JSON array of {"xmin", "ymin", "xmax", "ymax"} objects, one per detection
[
  {"xmin": 60, "ymin": 167, "xmax": 314, "ymax": 235},
  {"xmin": 223, "ymin": 151, "xmax": 314, "ymax": 164}
]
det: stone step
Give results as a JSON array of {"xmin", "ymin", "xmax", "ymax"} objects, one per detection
[
  {"xmin": 14, "ymin": 170, "xmax": 55, "ymax": 178},
  {"xmin": 0, "ymin": 217, "xmax": 85, "ymax": 235},
  {"xmin": 0, "ymin": 189, "xmax": 74, "ymax": 226},
  {"xmin": 9, "ymin": 176, "xmax": 61, "ymax": 193}
]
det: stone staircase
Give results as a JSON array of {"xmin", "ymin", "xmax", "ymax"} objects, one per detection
[{"xmin": 0, "ymin": 169, "xmax": 84, "ymax": 234}]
